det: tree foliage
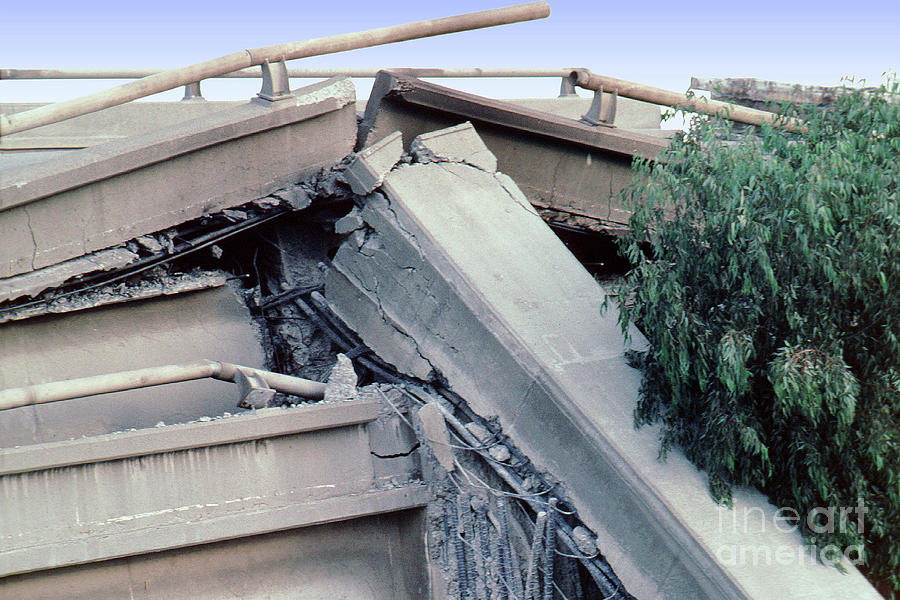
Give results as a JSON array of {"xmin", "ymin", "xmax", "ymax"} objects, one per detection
[{"xmin": 613, "ymin": 75, "xmax": 900, "ymax": 594}]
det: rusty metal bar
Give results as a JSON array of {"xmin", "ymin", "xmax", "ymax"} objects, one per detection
[
  {"xmin": 569, "ymin": 69, "xmax": 806, "ymax": 132},
  {"xmin": 0, "ymin": 2, "xmax": 550, "ymax": 136},
  {"xmin": 1, "ymin": 67, "xmax": 574, "ymax": 80},
  {"xmin": 0, "ymin": 360, "xmax": 326, "ymax": 411}
]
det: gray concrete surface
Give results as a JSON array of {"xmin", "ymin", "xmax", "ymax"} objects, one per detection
[
  {"xmin": 325, "ymin": 125, "xmax": 882, "ymax": 600},
  {"xmin": 0, "ymin": 78, "xmax": 356, "ymax": 278},
  {"xmin": 357, "ymin": 71, "xmax": 670, "ymax": 234},
  {"xmin": 0, "ymin": 101, "xmax": 244, "ymax": 149},
  {"xmin": 1, "ymin": 511, "xmax": 429, "ymax": 600},
  {"xmin": 0, "ymin": 396, "xmax": 427, "ymax": 581},
  {"xmin": 0, "ymin": 284, "xmax": 266, "ymax": 446}
]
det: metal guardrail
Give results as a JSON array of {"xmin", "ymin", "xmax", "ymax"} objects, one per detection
[
  {"xmin": 1, "ymin": 67, "xmax": 573, "ymax": 80},
  {"xmin": 0, "ymin": 2, "xmax": 551, "ymax": 136},
  {"xmin": 0, "ymin": 360, "xmax": 327, "ymax": 411},
  {"xmin": 1, "ymin": 67, "xmax": 583, "ymax": 104},
  {"xmin": 569, "ymin": 68, "xmax": 807, "ymax": 132}
]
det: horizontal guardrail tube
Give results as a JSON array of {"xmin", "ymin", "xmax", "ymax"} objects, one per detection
[
  {"xmin": 0, "ymin": 360, "xmax": 326, "ymax": 411},
  {"xmin": 0, "ymin": 67, "xmax": 575, "ymax": 80},
  {"xmin": 569, "ymin": 68, "xmax": 806, "ymax": 132},
  {"xmin": 0, "ymin": 2, "xmax": 550, "ymax": 136}
]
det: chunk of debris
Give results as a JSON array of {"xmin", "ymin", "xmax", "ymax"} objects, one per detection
[
  {"xmin": 324, "ymin": 353, "xmax": 358, "ymax": 402},
  {"xmin": 571, "ymin": 525, "xmax": 597, "ymax": 557},
  {"xmin": 135, "ymin": 235, "xmax": 164, "ymax": 253},
  {"xmin": 465, "ymin": 421, "xmax": 492, "ymax": 444},
  {"xmin": 410, "ymin": 122, "xmax": 497, "ymax": 172},
  {"xmin": 334, "ymin": 206, "xmax": 365, "ymax": 234},
  {"xmin": 272, "ymin": 185, "xmax": 312, "ymax": 210},
  {"xmin": 343, "ymin": 130, "xmax": 403, "ymax": 194},
  {"xmin": 488, "ymin": 444, "xmax": 511, "ymax": 462},
  {"xmin": 417, "ymin": 402, "xmax": 455, "ymax": 472}
]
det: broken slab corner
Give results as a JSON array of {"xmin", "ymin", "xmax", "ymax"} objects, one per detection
[
  {"xmin": 342, "ymin": 130, "xmax": 403, "ymax": 195},
  {"xmin": 409, "ymin": 122, "xmax": 497, "ymax": 173}
]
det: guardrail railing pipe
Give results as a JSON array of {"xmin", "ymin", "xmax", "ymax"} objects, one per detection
[
  {"xmin": 569, "ymin": 69, "xmax": 806, "ymax": 132},
  {"xmin": 0, "ymin": 360, "xmax": 326, "ymax": 411},
  {"xmin": 0, "ymin": 67, "xmax": 573, "ymax": 80},
  {"xmin": 0, "ymin": 2, "xmax": 550, "ymax": 136}
]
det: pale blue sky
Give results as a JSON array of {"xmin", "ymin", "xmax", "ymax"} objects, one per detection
[{"xmin": 2, "ymin": 0, "xmax": 898, "ymax": 103}]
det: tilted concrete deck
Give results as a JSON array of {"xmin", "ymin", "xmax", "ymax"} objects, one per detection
[
  {"xmin": 0, "ymin": 77, "xmax": 356, "ymax": 278},
  {"xmin": 325, "ymin": 124, "xmax": 882, "ymax": 600}
]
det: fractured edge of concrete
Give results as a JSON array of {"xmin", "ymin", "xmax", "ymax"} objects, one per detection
[{"xmin": 324, "ymin": 123, "xmax": 882, "ymax": 600}]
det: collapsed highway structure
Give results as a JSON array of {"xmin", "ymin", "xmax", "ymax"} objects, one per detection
[{"xmin": 0, "ymin": 4, "xmax": 884, "ymax": 599}]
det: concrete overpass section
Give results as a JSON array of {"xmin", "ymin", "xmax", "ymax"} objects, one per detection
[
  {"xmin": 357, "ymin": 70, "xmax": 673, "ymax": 234},
  {"xmin": 0, "ymin": 77, "xmax": 356, "ymax": 278},
  {"xmin": 325, "ymin": 123, "xmax": 882, "ymax": 599},
  {"xmin": 0, "ymin": 393, "xmax": 430, "ymax": 598}
]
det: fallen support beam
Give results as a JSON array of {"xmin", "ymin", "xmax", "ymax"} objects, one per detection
[
  {"xmin": 325, "ymin": 124, "xmax": 881, "ymax": 600},
  {"xmin": 357, "ymin": 71, "xmax": 670, "ymax": 234}
]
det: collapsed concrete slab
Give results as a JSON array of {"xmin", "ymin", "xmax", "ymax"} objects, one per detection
[
  {"xmin": 357, "ymin": 71, "xmax": 672, "ymax": 234},
  {"xmin": 0, "ymin": 77, "xmax": 356, "ymax": 278},
  {"xmin": 0, "ymin": 396, "xmax": 428, "ymax": 593},
  {"xmin": 0, "ymin": 282, "xmax": 267, "ymax": 446},
  {"xmin": 325, "ymin": 125, "xmax": 881, "ymax": 600}
]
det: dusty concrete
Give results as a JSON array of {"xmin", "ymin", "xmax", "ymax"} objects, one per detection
[
  {"xmin": 0, "ymin": 246, "xmax": 138, "ymax": 303},
  {"xmin": 0, "ymin": 77, "xmax": 356, "ymax": 278},
  {"xmin": 325, "ymin": 124, "xmax": 882, "ymax": 600},
  {"xmin": 356, "ymin": 71, "xmax": 669, "ymax": 233},
  {"xmin": 0, "ymin": 284, "xmax": 267, "ymax": 446},
  {"xmin": 1, "ymin": 511, "xmax": 429, "ymax": 600},
  {"xmin": 0, "ymin": 397, "xmax": 427, "ymax": 579},
  {"xmin": 0, "ymin": 101, "xmax": 244, "ymax": 149}
]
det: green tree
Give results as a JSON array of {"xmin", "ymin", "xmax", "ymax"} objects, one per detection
[{"xmin": 613, "ymin": 75, "xmax": 900, "ymax": 595}]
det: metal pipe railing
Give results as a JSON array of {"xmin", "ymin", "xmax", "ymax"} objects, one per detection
[
  {"xmin": 1, "ymin": 67, "xmax": 573, "ymax": 80},
  {"xmin": 569, "ymin": 68, "xmax": 807, "ymax": 132},
  {"xmin": 0, "ymin": 2, "xmax": 550, "ymax": 136},
  {"xmin": 0, "ymin": 360, "xmax": 326, "ymax": 411}
]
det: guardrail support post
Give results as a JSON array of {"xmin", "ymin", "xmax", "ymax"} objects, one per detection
[
  {"xmin": 580, "ymin": 87, "xmax": 617, "ymax": 126},
  {"xmin": 181, "ymin": 81, "xmax": 205, "ymax": 101},
  {"xmin": 257, "ymin": 59, "xmax": 293, "ymax": 101},
  {"xmin": 558, "ymin": 76, "xmax": 577, "ymax": 97}
]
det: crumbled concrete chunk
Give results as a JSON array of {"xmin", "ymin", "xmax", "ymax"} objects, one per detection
[
  {"xmin": 410, "ymin": 122, "xmax": 497, "ymax": 173},
  {"xmin": 343, "ymin": 131, "xmax": 403, "ymax": 194},
  {"xmin": 465, "ymin": 421, "xmax": 492, "ymax": 444},
  {"xmin": 335, "ymin": 206, "xmax": 365, "ymax": 234},
  {"xmin": 571, "ymin": 526, "xmax": 597, "ymax": 556},
  {"xmin": 488, "ymin": 444, "xmax": 511, "ymax": 462},
  {"xmin": 136, "ymin": 235, "xmax": 164, "ymax": 253},
  {"xmin": 417, "ymin": 402, "xmax": 455, "ymax": 472},
  {"xmin": 324, "ymin": 353, "xmax": 358, "ymax": 402},
  {"xmin": 273, "ymin": 185, "xmax": 312, "ymax": 210}
]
